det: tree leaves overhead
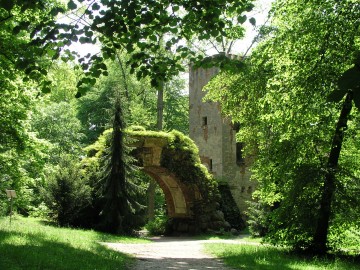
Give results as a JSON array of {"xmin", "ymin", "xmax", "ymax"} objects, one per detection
[
  {"xmin": 0, "ymin": 0, "xmax": 66, "ymax": 92},
  {"xmin": 55, "ymin": 0, "xmax": 254, "ymax": 96}
]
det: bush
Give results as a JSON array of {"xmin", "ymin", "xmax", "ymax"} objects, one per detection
[
  {"xmin": 145, "ymin": 215, "xmax": 168, "ymax": 235},
  {"xmin": 44, "ymin": 155, "xmax": 92, "ymax": 227},
  {"xmin": 246, "ymin": 200, "xmax": 270, "ymax": 237}
]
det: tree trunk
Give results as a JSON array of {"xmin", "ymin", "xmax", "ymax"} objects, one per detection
[
  {"xmin": 147, "ymin": 81, "xmax": 165, "ymax": 221},
  {"xmin": 116, "ymin": 52, "xmax": 130, "ymax": 101},
  {"xmin": 156, "ymin": 81, "xmax": 164, "ymax": 131},
  {"xmin": 312, "ymin": 91, "xmax": 353, "ymax": 254}
]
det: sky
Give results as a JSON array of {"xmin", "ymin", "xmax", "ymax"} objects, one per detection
[{"xmin": 231, "ymin": 0, "xmax": 273, "ymax": 55}]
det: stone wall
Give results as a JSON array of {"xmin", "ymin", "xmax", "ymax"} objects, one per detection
[{"xmin": 189, "ymin": 65, "xmax": 257, "ymax": 217}]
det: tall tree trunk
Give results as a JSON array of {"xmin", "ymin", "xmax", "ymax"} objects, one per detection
[
  {"xmin": 312, "ymin": 91, "xmax": 353, "ymax": 254},
  {"xmin": 156, "ymin": 81, "xmax": 164, "ymax": 130},
  {"xmin": 147, "ymin": 81, "xmax": 165, "ymax": 221}
]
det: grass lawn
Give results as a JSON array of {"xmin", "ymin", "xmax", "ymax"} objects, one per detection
[
  {"xmin": 204, "ymin": 243, "xmax": 360, "ymax": 270},
  {"xmin": 0, "ymin": 216, "xmax": 149, "ymax": 270}
]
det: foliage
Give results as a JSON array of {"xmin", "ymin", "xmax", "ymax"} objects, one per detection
[
  {"xmin": 129, "ymin": 129, "xmax": 220, "ymax": 202},
  {"xmin": 58, "ymin": 0, "xmax": 255, "ymax": 95},
  {"xmin": 205, "ymin": 0, "xmax": 360, "ymax": 253},
  {"xmin": 0, "ymin": 216, "xmax": 148, "ymax": 270},
  {"xmin": 98, "ymin": 97, "xmax": 142, "ymax": 234},
  {"xmin": 161, "ymin": 131, "xmax": 219, "ymax": 199},
  {"xmin": 0, "ymin": 0, "xmax": 65, "ymax": 93},
  {"xmin": 163, "ymin": 77, "xmax": 189, "ymax": 135},
  {"xmin": 145, "ymin": 215, "xmax": 168, "ymax": 236},
  {"xmin": 246, "ymin": 200, "xmax": 271, "ymax": 238},
  {"xmin": 31, "ymin": 101, "xmax": 84, "ymax": 160},
  {"xmin": 77, "ymin": 56, "xmax": 188, "ymax": 144},
  {"xmin": 204, "ymin": 243, "xmax": 360, "ymax": 270},
  {"xmin": 44, "ymin": 155, "xmax": 91, "ymax": 227},
  {"xmin": 129, "ymin": 129, "xmax": 222, "ymax": 232},
  {"xmin": 82, "ymin": 101, "xmax": 146, "ymax": 234}
]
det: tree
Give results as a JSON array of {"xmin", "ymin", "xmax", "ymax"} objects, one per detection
[
  {"xmin": 163, "ymin": 77, "xmax": 189, "ymax": 135},
  {"xmin": 205, "ymin": 0, "xmax": 360, "ymax": 254},
  {"xmin": 314, "ymin": 55, "xmax": 360, "ymax": 254},
  {"xmin": 45, "ymin": 155, "xmax": 91, "ymax": 226},
  {"xmin": 0, "ymin": 0, "xmax": 66, "ymax": 214},
  {"xmin": 97, "ymin": 96, "xmax": 144, "ymax": 234},
  {"xmin": 0, "ymin": 1, "xmax": 65, "ymax": 92}
]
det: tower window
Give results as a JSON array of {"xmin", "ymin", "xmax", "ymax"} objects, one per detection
[
  {"xmin": 202, "ymin": 116, "xmax": 208, "ymax": 126},
  {"xmin": 209, "ymin": 159, "xmax": 213, "ymax": 171},
  {"xmin": 236, "ymin": 142, "xmax": 245, "ymax": 165},
  {"xmin": 232, "ymin": 122, "xmax": 240, "ymax": 132}
]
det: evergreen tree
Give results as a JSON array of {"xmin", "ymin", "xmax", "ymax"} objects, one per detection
[{"xmin": 98, "ymin": 96, "xmax": 144, "ymax": 234}]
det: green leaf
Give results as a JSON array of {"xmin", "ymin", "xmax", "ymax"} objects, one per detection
[
  {"xmin": 92, "ymin": 3, "xmax": 100, "ymax": 10},
  {"xmin": 79, "ymin": 37, "xmax": 89, "ymax": 44},
  {"xmin": 149, "ymin": 35, "xmax": 157, "ymax": 42},
  {"xmin": 172, "ymin": 5, "xmax": 179, "ymax": 12},
  {"xmin": 245, "ymin": 4, "xmax": 255, "ymax": 12},
  {"xmin": 238, "ymin": 15, "xmax": 247, "ymax": 24},
  {"xmin": 67, "ymin": 0, "xmax": 77, "ymax": 10},
  {"xmin": 12, "ymin": 26, "xmax": 21, "ymax": 35},
  {"xmin": 50, "ymin": 7, "xmax": 65, "ymax": 16},
  {"xmin": 41, "ymin": 87, "xmax": 51, "ymax": 94},
  {"xmin": 46, "ymin": 48, "xmax": 57, "ymax": 57},
  {"xmin": 85, "ymin": 30, "xmax": 93, "ymax": 37},
  {"xmin": 249, "ymin": 17, "xmax": 256, "ymax": 26}
]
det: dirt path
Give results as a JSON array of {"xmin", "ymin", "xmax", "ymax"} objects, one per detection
[{"xmin": 104, "ymin": 236, "xmax": 246, "ymax": 270}]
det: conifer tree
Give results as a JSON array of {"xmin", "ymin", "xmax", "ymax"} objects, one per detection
[{"xmin": 99, "ymin": 95, "xmax": 143, "ymax": 234}]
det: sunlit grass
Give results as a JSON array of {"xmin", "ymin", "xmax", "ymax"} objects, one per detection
[
  {"xmin": 0, "ymin": 216, "xmax": 149, "ymax": 270},
  {"xmin": 204, "ymin": 243, "xmax": 360, "ymax": 270}
]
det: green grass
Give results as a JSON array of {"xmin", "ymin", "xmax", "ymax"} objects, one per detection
[
  {"xmin": 0, "ymin": 216, "xmax": 149, "ymax": 270},
  {"xmin": 197, "ymin": 230, "xmax": 262, "ymax": 243},
  {"xmin": 204, "ymin": 243, "xmax": 360, "ymax": 270}
]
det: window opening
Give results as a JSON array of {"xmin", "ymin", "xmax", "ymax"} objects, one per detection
[
  {"xmin": 232, "ymin": 122, "xmax": 240, "ymax": 132},
  {"xmin": 202, "ymin": 116, "xmax": 208, "ymax": 126},
  {"xmin": 236, "ymin": 142, "xmax": 245, "ymax": 165}
]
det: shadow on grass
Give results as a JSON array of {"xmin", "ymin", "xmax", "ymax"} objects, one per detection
[
  {"xmin": 37, "ymin": 219, "xmax": 148, "ymax": 243},
  {"xmin": 206, "ymin": 243, "xmax": 360, "ymax": 270},
  {"xmin": 220, "ymin": 247, "xmax": 294, "ymax": 270},
  {"xmin": 0, "ymin": 231, "xmax": 133, "ymax": 270}
]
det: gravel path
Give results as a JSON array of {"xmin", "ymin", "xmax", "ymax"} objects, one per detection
[{"xmin": 103, "ymin": 236, "xmax": 244, "ymax": 270}]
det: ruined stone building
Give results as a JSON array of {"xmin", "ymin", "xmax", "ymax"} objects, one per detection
[{"xmin": 189, "ymin": 65, "xmax": 256, "ymax": 216}]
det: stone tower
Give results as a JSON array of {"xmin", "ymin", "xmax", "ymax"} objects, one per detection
[{"xmin": 189, "ymin": 65, "xmax": 256, "ymax": 216}]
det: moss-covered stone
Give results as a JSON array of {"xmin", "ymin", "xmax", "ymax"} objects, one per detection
[{"xmin": 129, "ymin": 129, "xmax": 228, "ymax": 233}]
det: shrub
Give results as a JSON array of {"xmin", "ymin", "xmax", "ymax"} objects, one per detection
[
  {"xmin": 145, "ymin": 215, "xmax": 168, "ymax": 235},
  {"xmin": 246, "ymin": 200, "xmax": 270, "ymax": 237},
  {"xmin": 44, "ymin": 155, "xmax": 92, "ymax": 227}
]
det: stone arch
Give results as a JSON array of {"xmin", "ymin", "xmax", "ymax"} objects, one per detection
[
  {"xmin": 143, "ymin": 166, "xmax": 190, "ymax": 218},
  {"xmin": 129, "ymin": 130, "xmax": 228, "ymax": 233}
]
